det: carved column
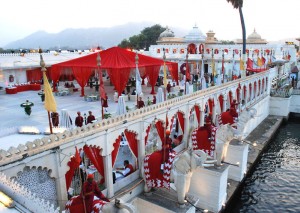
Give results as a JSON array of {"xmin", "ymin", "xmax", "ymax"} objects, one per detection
[
  {"xmin": 138, "ymin": 121, "xmax": 145, "ymax": 173},
  {"xmin": 103, "ymin": 154, "xmax": 114, "ymax": 198}
]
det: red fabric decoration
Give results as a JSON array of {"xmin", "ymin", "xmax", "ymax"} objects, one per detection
[
  {"xmin": 246, "ymin": 49, "xmax": 249, "ymax": 54},
  {"xmin": 65, "ymin": 147, "xmax": 81, "ymax": 191},
  {"xmin": 124, "ymin": 130, "xmax": 138, "ymax": 158},
  {"xmin": 146, "ymin": 66, "xmax": 161, "ymax": 94},
  {"xmin": 194, "ymin": 105, "xmax": 201, "ymax": 126},
  {"xmin": 192, "ymin": 126, "xmax": 217, "ymax": 157},
  {"xmin": 218, "ymin": 96, "xmax": 224, "ymax": 112},
  {"xmin": 208, "ymin": 99, "xmax": 214, "ymax": 113},
  {"xmin": 228, "ymin": 92, "xmax": 233, "ymax": 106},
  {"xmin": 167, "ymin": 63, "xmax": 179, "ymax": 85},
  {"xmin": 206, "ymin": 48, "xmax": 210, "ymax": 54},
  {"xmin": 234, "ymin": 49, "xmax": 239, "ymax": 54},
  {"xmin": 51, "ymin": 47, "xmax": 178, "ymax": 95},
  {"xmin": 65, "ymin": 195, "xmax": 109, "ymax": 213},
  {"xmin": 155, "ymin": 120, "xmax": 165, "ymax": 143},
  {"xmin": 144, "ymin": 150, "xmax": 177, "ymax": 189},
  {"xmin": 199, "ymin": 44, "xmax": 204, "ymax": 54},
  {"xmin": 83, "ymin": 145, "xmax": 105, "ymax": 181},
  {"xmin": 177, "ymin": 111, "xmax": 185, "ymax": 133},
  {"xmin": 214, "ymin": 49, "xmax": 219, "ymax": 54},
  {"xmin": 72, "ymin": 67, "xmax": 93, "ymax": 96},
  {"xmin": 220, "ymin": 111, "xmax": 234, "ymax": 125},
  {"xmin": 145, "ymin": 124, "xmax": 151, "ymax": 145},
  {"xmin": 26, "ymin": 67, "xmax": 48, "ymax": 82},
  {"xmin": 224, "ymin": 49, "xmax": 229, "ymax": 53},
  {"xmin": 185, "ymin": 62, "xmax": 191, "ymax": 81},
  {"xmin": 111, "ymin": 136, "xmax": 121, "ymax": 167}
]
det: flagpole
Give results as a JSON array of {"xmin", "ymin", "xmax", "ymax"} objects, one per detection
[
  {"xmin": 96, "ymin": 52, "xmax": 104, "ymax": 120},
  {"xmin": 163, "ymin": 49, "xmax": 167, "ymax": 100},
  {"xmin": 185, "ymin": 50, "xmax": 188, "ymax": 95},
  {"xmin": 39, "ymin": 48, "xmax": 55, "ymax": 135},
  {"xmin": 135, "ymin": 52, "xmax": 139, "ymax": 107}
]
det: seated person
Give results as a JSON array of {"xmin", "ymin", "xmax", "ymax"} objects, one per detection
[
  {"xmin": 116, "ymin": 160, "xmax": 134, "ymax": 177},
  {"xmin": 131, "ymin": 89, "xmax": 137, "ymax": 95}
]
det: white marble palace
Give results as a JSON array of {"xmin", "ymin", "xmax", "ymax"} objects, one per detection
[
  {"xmin": 0, "ymin": 26, "xmax": 299, "ymax": 213},
  {"xmin": 147, "ymin": 25, "xmax": 297, "ymax": 81}
]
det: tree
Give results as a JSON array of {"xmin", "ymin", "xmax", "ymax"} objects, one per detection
[
  {"xmin": 227, "ymin": 0, "xmax": 246, "ymax": 76},
  {"xmin": 118, "ymin": 24, "xmax": 165, "ymax": 50}
]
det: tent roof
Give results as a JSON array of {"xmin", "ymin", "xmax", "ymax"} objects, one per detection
[{"xmin": 52, "ymin": 46, "xmax": 175, "ymax": 69}]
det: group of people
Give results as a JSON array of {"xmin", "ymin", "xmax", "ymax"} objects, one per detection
[{"xmin": 75, "ymin": 111, "xmax": 96, "ymax": 127}]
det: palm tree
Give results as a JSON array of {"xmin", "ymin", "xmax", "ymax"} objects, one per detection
[{"xmin": 227, "ymin": 0, "xmax": 246, "ymax": 77}]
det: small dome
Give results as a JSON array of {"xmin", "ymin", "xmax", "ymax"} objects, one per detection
[
  {"xmin": 247, "ymin": 29, "xmax": 261, "ymax": 40},
  {"xmin": 159, "ymin": 26, "xmax": 175, "ymax": 38},
  {"xmin": 184, "ymin": 25, "xmax": 206, "ymax": 42}
]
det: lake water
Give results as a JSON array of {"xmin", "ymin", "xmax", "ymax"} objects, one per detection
[{"xmin": 231, "ymin": 116, "xmax": 300, "ymax": 213}]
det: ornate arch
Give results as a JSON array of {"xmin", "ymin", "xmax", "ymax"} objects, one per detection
[
  {"xmin": 13, "ymin": 166, "xmax": 57, "ymax": 208},
  {"xmin": 187, "ymin": 43, "xmax": 197, "ymax": 54}
]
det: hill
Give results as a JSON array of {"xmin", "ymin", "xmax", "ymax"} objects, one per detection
[{"xmin": 4, "ymin": 22, "xmax": 189, "ymax": 50}]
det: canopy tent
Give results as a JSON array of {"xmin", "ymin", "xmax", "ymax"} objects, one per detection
[{"xmin": 51, "ymin": 47, "xmax": 178, "ymax": 96}]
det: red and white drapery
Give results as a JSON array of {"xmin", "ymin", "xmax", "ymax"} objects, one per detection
[
  {"xmin": 194, "ymin": 105, "xmax": 201, "ymax": 126},
  {"xmin": 65, "ymin": 147, "xmax": 81, "ymax": 191},
  {"xmin": 208, "ymin": 99, "xmax": 214, "ymax": 114},
  {"xmin": 155, "ymin": 120, "xmax": 165, "ymax": 143},
  {"xmin": 112, "ymin": 131, "xmax": 139, "ymax": 168},
  {"xmin": 111, "ymin": 136, "xmax": 122, "ymax": 168},
  {"xmin": 124, "ymin": 130, "xmax": 139, "ymax": 159},
  {"xmin": 83, "ymin": 145, "xmax": 105, "ymax": 184}
]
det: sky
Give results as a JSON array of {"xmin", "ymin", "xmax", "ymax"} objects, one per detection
[{"xmin": 0, "ymin": 0, "xmax": 299, "ymax": 47}]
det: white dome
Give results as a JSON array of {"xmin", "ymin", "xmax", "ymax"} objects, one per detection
[
  {"xmin": 159, "ymin": 26, "xmax": 175, "ymax": 38},
  {"xmin": 247, "ymin": 29, "xmax": 262, "ymax": 40},
  {"xmin": 184, "ymin": 25, "xmax": 206, "ymax": 42}
]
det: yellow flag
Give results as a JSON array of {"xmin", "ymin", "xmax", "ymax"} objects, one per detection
[
  {"xmin": 43, "ymin": 71, "xmax": 57, "ymax": 112},
  {"xmin": 163, "ymin": 62, "xmax": 167, "ymax": 87},
  {"xmin": 211, "ymin": 58, "xmax": 216, "ymax": 76},
  {"xmin": 257, "ymin": 57, "xmax": 262, "ymax": 67},
  {"xmin": 239, "ymin": 57, "xmax": 244, "ymax": 71}
]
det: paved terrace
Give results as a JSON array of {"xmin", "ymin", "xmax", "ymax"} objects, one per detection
[{"xmin": 0, "ymin": 83, "xmax": 156, "ymax": 150}]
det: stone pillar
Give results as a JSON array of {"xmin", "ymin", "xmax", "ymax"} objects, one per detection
[
  {"xmin": 183, "ymin": 105, "xmax": 190, "ymax": 148},
  {"xmin": 189, "ymin": 165, "xmax": 229, "ymax": 213},
  {"xmin": 223, "ymin": 96, "xmax": 227, "ymax": 112},
  {"xmin": 103, "ymin": 154, "xmax": 114, "ymax": 198},
  {"xmin": 212, "ymin": 98, "xmax": 217, "ymax": 125},
  {"xmin": 200, "ymin": 109, "xmax": 205, "ymax": 127},
  {"xmin": 54, "ymin": 151, "xmax": 68, "ymax": 211},
  {"xmin": 138, "ymin": 121, "xmax": 146, "ymax": 173},
  {"xmin": 224, "ymin": 140, "xmax": 249, "ymax": 181}
]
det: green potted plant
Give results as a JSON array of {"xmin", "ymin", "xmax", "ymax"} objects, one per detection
[
  {"xmin": 126, "ymin": 106, "xmax": 130, "ymax": 112},
  {"xmin": 20, "ymin": 100, "xmax": 34, "ymax": 116},
  {"xmin": 103, "ymin": 113, "xmax": 112, "ymax": 119}
]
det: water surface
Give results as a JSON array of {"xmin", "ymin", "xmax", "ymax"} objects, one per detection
[{"xmin": 232, "ymin": 117, "xmax": 300, "ymax": 213}]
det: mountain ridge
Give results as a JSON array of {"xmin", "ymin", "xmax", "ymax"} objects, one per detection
[{"xmin": 4, "ymin": 22, "xmax": 189, "ymax": 50}]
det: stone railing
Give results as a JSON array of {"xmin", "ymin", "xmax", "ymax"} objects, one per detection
[
  {"xmin": 0, "ymin": 72, "xmax": 268, "ymax": 166},
  {"xmin": 0, "ymin": 172, "xmax": 59, "ymax": 212},
  {"xmin": 270, "ymin": 87, "xmax": 293, "ymax": 98},
  {"xmin": 292, "ymin": 88, "xmax": 300, "ymax": 95}
]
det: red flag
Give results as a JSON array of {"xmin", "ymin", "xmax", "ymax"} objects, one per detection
[
  {"xmin": 261, "ymin": 57, "xmax": 266, "ymax": 65},
  {"xmin": 186, "ymin": 62, "xmax": 191, "ymax": 81},
  {"xmin": 75, "ymin": 146, "xmax": 81, "ymax": 165},
  {"xmin": 247, "ymin": 58, "xmax": 253, "ymax": 69}
]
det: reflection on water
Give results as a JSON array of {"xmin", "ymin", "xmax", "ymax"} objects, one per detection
[{"xmin": 233, "ymin": 117, "xmax": 300, "ymax": 213}]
